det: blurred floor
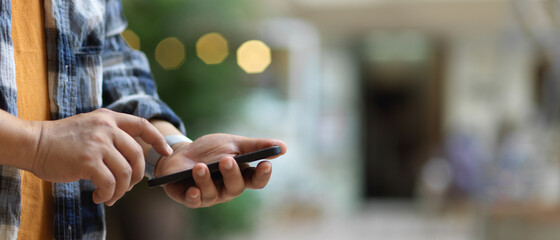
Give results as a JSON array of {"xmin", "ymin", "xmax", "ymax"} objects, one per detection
[{"xmin": 227, "ymin": 201, "xmax": 477, "ymax": 240}]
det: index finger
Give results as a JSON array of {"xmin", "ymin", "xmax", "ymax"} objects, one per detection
[
  {"xmin": 233, "ymin": 136, "xmax": 287, "ymax": 158},
  {"xmin": 112, "ymin": 112, "xmax": 172, "ymax": 156}
]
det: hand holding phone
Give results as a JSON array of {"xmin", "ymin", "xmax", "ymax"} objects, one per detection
[{"xmin": 148, "ymin": 145, "xmax": 282, "ymax": 187}]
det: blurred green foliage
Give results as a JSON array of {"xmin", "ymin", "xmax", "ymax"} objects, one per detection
[
  {"xmin": 122, "ymin": 0, "xmax": 257, "ymax": 138},
  {"xmin": 121, "ymin": 0, "xmax": 261, "ymax": 239},
  {"xmin": 191, "ymin": 193, "xmax": 260, "ymax": 240}
]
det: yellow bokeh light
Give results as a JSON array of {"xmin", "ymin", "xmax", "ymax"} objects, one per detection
[
  {"xmin": 155, "ymin": 37, "xmax": 185, "ymax": 70},
  {"xmin": 196, "ymin": 32, "xmax": 229, "ymax": 64},
  {"xmin": 121, "ymin": 29, "xmax": 141, "ymax": 50},
  {"xmin": 237, "ymin": 40, "xmax": 271, "ymax": 74}
]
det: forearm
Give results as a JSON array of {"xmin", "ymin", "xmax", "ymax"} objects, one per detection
[
  {"xmin": 0, "ymin": 109, "xmax": 38, "ymax": 171},
  {"xmin": 150, "ymin": 119, "xmax": 184, "ymax": 137}
]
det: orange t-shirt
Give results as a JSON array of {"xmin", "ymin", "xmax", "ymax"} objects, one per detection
[{"xmin": 11, "ymin": 0, "xmax": 54, "ymax": 239}]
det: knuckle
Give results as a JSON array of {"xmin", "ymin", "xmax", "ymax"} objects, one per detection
[
  {"xmin": 134, "ymin": 117, "xmax": 150, "ymax": 130},
  {"xmin": 120, "ymin": 166, "xmax": 132, "ymax": 179},
  {"xmin": 139, "ymin": 117, "xmax": 150, "ymax": 126},
  {"xmin": 79, "ymin": 152, "xmax": 95, "ymax": 163},
  {"xmin": 80, "ymin": 154, "xmax": 101, "ymax": 172},
  {"xmin": 94, "ymin": 108, "xmax": 112, "ymax": 115},
  {"xmin": 93, "ymin": 117, "xmax": 112, "ymax": 127},
  {"xmin": 88, "ymin": 132, "xmax": 106, "ymax": 144},
  {"xmin": 102, "ymin": 177, "xmax": 116, "ymax": 189},
  {"xmin": 133, "ymin": 145, "xmax": 144, "ymax": 159}
]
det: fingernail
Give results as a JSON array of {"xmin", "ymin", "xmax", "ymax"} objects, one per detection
[
  {"xmin": 224, "ymin": 159, "xmax": 233, "ymax": 170},
  {"xmin": 197, "ymin": 168, "xmax": 205, "ymax": 177},
  {"xmin": 166, "ymin": 144, "xmax": 173, "ymax": 154},
  {"xmin": 263, "ymin": 164, "xmax": 272, "ymax": 174},
  {"xmin": 191, "ymin": 191, "xmax": 199, "ymax": 199}
]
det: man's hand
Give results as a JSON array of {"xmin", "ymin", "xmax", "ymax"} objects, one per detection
[
  {"xmin": 30, "ymin": 108, "xmax": 172, "ymax": 206},
  {"xmin": 154, "ymin": 133, "xmax": 287, "ymax": 208}
]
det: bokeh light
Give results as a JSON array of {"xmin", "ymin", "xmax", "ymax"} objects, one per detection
[
  {"xmin": 155, "ymin": 37, "xmax": 186, "ymax": 70},
  {"xmin": 121, "ymin": 29, "xmax": 141, "ymax": 50},
  {"xmin": 236, "ymin": 40, "xmax": 271, "ymax": 74},
  {"xmin": 196, "ymin": 32, "xmax": 229, "ymax": 64}
]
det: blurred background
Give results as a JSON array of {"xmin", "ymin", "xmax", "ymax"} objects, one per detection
[{"xmin": 106, "ymin": 0, "xmax": 560, "ymax": 239}]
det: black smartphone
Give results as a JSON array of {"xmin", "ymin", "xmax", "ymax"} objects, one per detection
[{"xmin": 147, "ymin": 145, "xmax": 282, "ymax": 187}]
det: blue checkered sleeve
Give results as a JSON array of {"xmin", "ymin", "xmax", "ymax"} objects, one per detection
[{"xmin": 101, "ymin": 0, "xmax": 186, "ymax": 134}]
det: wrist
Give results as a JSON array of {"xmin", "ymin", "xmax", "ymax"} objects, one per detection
[
  {"xmin": 153, "ymin": 141, "xmax": 191, "ymax": 177},
  {"xmin": 145, "ymin": 135, "xmax": 192, "ymax": 178},
  {"xmin": 0, "ymin": 110, "xmax": 44, "ymax": 171},
  {"xmin": 15, "ymin": 120, "xmax": 43, "ymax": 172},
  {"xmin": 28, "ymin": 120, "xmax": 47, "ymax": 173}
]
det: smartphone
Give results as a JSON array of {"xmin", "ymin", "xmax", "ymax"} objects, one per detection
[{"xmin": 148, "ymin": 145, "xmax": 282, "ymax": 187}]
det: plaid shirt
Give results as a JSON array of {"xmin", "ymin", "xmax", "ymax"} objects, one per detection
[{"xmin": 0, "ymin": 0, "xmax": 185, "ymax": 239}]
